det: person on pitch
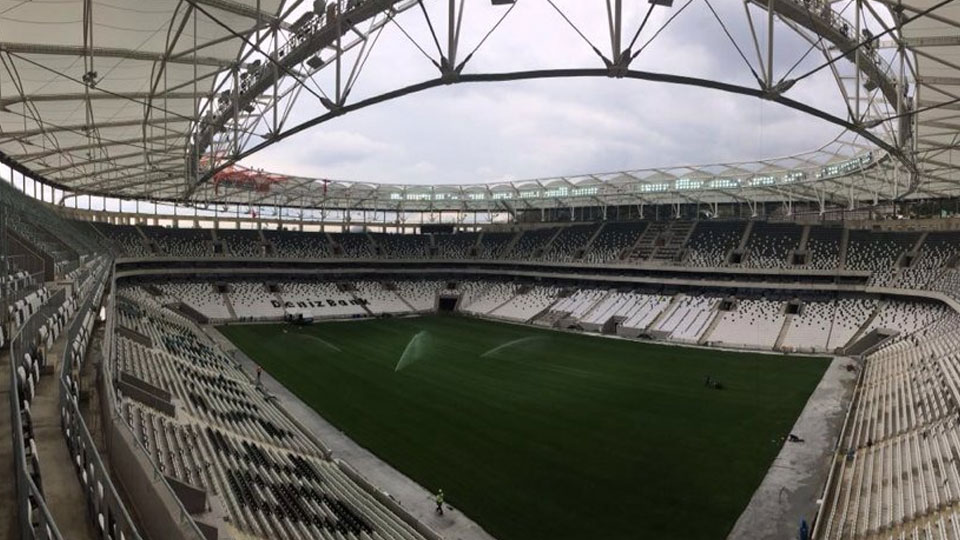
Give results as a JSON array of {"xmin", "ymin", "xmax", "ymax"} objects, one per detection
[{"xmin": 435, "ymin": 489, "xmax": 445, "ymax": 515}]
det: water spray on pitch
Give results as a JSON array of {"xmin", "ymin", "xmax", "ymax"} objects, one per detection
[
  {"xmin": 290, "ymin": 332, "xmax": 342, "ymax": 352},
  {"xmin": 395, "ymin": 331, "xmax": 430, "ymax": 372},
  {"xmin": 480, "ymin": 336, "xmax": 546, "ymax": 358}
]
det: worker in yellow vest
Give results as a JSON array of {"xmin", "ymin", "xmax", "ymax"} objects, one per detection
[{"xmin": 435, "ymin": 489, "xmax": 445, "ymax": 515}]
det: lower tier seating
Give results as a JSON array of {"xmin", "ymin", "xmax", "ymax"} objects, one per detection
[{"xmin": 112, "ymin": 294, "xmax": 426, "ymax": 540}]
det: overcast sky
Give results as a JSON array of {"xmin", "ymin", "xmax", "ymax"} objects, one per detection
[{"xmin": 240, "ymin": 0, "xmax": 861, "ymax": 185}]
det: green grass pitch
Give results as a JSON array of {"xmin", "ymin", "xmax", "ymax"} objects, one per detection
[{"xmin": 218, "ymin": 315, "xmax": 830, "ymax": 540}]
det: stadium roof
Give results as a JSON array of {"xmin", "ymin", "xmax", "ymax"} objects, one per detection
[
  {"xmin": 0, "ymin": 0, "xmax": 958, "ymax": 210},
  {"xmin": 904, "ymin": 0, "xmax": 960, "ymax": 198},
  {"xmin": 0, "ymin": 0, "xmax": 284, "ymax": 196}
]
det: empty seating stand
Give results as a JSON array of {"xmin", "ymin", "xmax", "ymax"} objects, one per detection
[
  {"xmin": 583, "ymin": 222, "xmax": 647, "ymax": 264},
  {"xmin": 143, "ymin": 226, "xmax": 213, "ymax": 258},
  {"xmin": 543, "ymin": 224, "xmax": 599, "ymax": 262},
  {"xmin": 475, "ymin": 232, "xmax": 515, "ymax": 259},
  {"xmin": 219, "ymin": 230, "xmax": 265, "ymax": 258},
  {"xmin": 506, "ymin": 228, "xmax": 557, "ymax": 259},
  {"xmin": 685, "ymin": 221, "xmax": 746, "ymax": 267},
  {"xmin": 433, "ymin": 232, "xmax": 480, "ymax": 259},
  {"xmin": 264, "ymin": 229, "xmax": 332, "ymax": 259},
  {"xmin": 110, "ymin": 293, "xmax": 426, "ymax": 540},
  {"xmin": 742, "ymin": 222, "xmax": 803, "ymax": 269},
  {"xmin": 820, "ymin": 312, "xmax": 960, "ymax": 539},
  {"xmin": 805, "ymin": 225, "xmax": 843, "ymax": 270},
  {"xmin": 846, "ymin": 230, "xmax": 920, "ymax": 287}
]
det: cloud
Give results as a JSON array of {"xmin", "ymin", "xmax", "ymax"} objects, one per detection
[
  {"xmin": 250, "ymin": 130, "xmax": 398, "ymax": 176},
  {"xmin": 242, "ymin": 1, "xmax": 854, "ymax": 185}
]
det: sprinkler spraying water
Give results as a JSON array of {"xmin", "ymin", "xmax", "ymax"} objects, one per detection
[
  {"xmin": 290, "ymin": 332, "xmax": 342, "ymax": 352},
  {"xmin": 395, "ymin": 331, "xmax": 430, "ymax": 372},
  {"xmin": 480, "ymin": 336, "xmax": 546, "ymax": 358}
]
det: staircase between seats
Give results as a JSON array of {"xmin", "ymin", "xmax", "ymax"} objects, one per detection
[{"xmin": 651, "ymin": 221, "xmax": 696, "ymax": 262}]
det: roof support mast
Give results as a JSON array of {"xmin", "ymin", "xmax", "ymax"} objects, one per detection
[{"xmin": 766, "ymin": 0, "xmax": 774, "ymax": 89}]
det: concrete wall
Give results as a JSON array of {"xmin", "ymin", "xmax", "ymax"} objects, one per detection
[{"xmin": 100, "ymin": 375, "xmax": 208, "ymax": 540}]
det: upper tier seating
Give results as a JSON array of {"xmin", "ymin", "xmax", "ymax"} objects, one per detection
[
  {"xmin": 476, "ymin": 232, "xmax": 515, "ymax": 259},
  {"xmin": 685, "ymin": 221, "xmax": 746, "ymax": 267},
  {"xmin": 583, "ymin": 222, "xmax": 647, "ymax": 264},
  {"xmin": 144, "ymin": 226, "xmax": 213, "ymax": 257},
  {"xmin": 6, "ymin": 287, "xmax": 50, "ymax": 329},
  {"xmin": 331, "ymin": 232, "xmax": 375, "ymax": 258},
  {"xmin": 543, "ymin": 224, "xmax": 599, "ymax": 262},
  {"xmin": 94, "ymin": 223, "xmax": 150, "ymax": 257},
  {"xmin": 263, "ymin": 229, "xmax": 331, "ymax": 259},
  {"xmin": 9, "ymin": 213, "xmax": 74, "ymax": 267},
  {"xmin": 1, "ymin": 268, "xmax": 38, "ymax": 322},
  {"xmin": 805, "ymin": 225, "xmax": 843, "ymax": 270},
  {"xmin": 894, "ymin": 232, "xmax": 960, "ymax": 290},
  {"xmin": 84, "ymin": 219, "xmax": 960, "ymax": 299},
  {"xmin": 219, "ymin": 230, "xmax": 263, "ymax": 258},
  {"xmin": 374, "ymin": 233, "xmax": 430, "ymax": 259},
  {"xmin": 506, "ymin": 228, "xmax": 557, "ymax": 259},
  {"xmin": 1, "ymin": 268, "xmax": 35, "ymax": 319},
  {"xmin": 742, "ymin": 222, "xmax": 803, "ymax": 269},
  {"xmin": 434, "ymin": 233, "xmax": 480, "ymax": 259},
  {"xmin": 931, "ymin": 268, "xmax": 960, "ymax": 305},
  {"xmin": 2, "ymin": 182, "xmax": 102, "ymax": 258},
  {"xmin": 846, "ymin": 230, "xmax": 920, "ymax": 286}
]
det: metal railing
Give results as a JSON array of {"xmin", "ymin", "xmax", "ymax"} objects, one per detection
[
  {"xmin": 58, "ymin": 261, "xmax": 142, "ymax": 540},
  {"xmin": 4, "ymin": 255, "xmax": 147, "ymax": 540},
  {"xmin": 1, "ymin": 269, "xmax": 46, "ymax": 325},
  {"xmin": 99, "ymin": 269, "xmax": 208, "ymax": 540},
  {"xmin": 8, "ymin": 298, "xmax": 65, "ymax": 540}
]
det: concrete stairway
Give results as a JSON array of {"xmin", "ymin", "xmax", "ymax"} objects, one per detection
[
  {"xmin": 25, "ymin": 315, "xmax": 99, "ymax": 540},
  {"xmin": 645, "ymin": 294, "xmax": 681, "ymax": 332},
  {"xmin": 773, "ymin": 314, "xmax": 794, "ymax": 350},
  {"xmin": 500, "ymin": 231, "xmax": 524, "ymax": 259},
  {"xmin": 538, "ymin": 227, "xmax": 566, "ymax": 258},
  {"xmin": 845, "ymin": 300, "xmax": 885, "ymax": 348},
  {"xmin": 698, "ymin": 308, "xmax": 726, "ymax": 345},
  {"xmin": 629, "ymin": 222, "xmax": 667, "ymax": 261},
  {"xmin": 651, "ymin": 221, "xmax": 696, "ymax": 262},
  {"xmin": 797, "ymin": 225, "xmax": 811, "ymax": 251},
  {"xmin": 222, "ymin": 292, "xmax": 238, "ymax": 319},
  {"xmin": 578, "ymin": 223, "xmax": 607, "ymax": 259},
  {"xmin": 737, "ymin": 221, "xmax": 755, "ymax": 250},
  {"xmin": 838, "ymin": 228, "xmax": 850, "ymax": 269}
]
